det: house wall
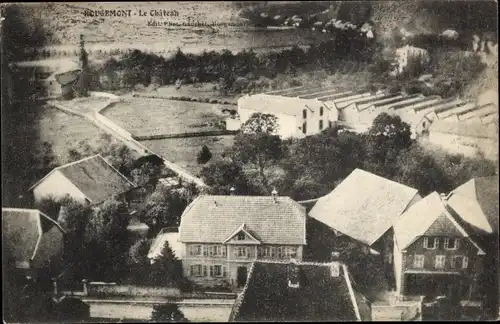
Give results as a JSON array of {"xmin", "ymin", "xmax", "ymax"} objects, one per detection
[
  {"xmin": 33, "ymin": 170, "xmax": 88, "ymax": 204},
  {"xmin": 32, "ymin": 225, "xmax": 64, "ymax": 269},
  {"xmin": 181, "ymin": 242, "xmax": 304, "ymax": 288},
  {"xmin": 239, "ymin": 108, "xmax": 298, "ymax": 138},
  {"xmin": 393, "ymin": 237, "xmax": 403, "ymax": 295},
  {"xmin": 424, "ymin": 132, "xmax": 498, "ymax": 161}
]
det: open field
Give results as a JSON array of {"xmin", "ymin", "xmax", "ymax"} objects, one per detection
[
  {"xmin": 102, "ymin": 98, "xmax": 234, "ymax": 137},
  {"xmin": 38, "ymin": 106, "xmax": 106, "ymax": 164},
  {"xmin": 140, "ymin": 135, "xmax": 235, "ymax": 176},
  {"xmin": 133, "ymin": 83, "xmax": 239, "ymax": 103}
]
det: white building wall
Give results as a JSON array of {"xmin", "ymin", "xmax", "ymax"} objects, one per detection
[
  {"xmin": 393, "ymin": 236, "xmax": 403, "ymax": 296},
  {"xmin": 33, "ymin": 170, "xmax": 88, "ymax": 204}
]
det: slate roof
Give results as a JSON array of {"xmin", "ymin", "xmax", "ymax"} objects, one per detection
[
  {"xmin": 393, "ymin": 192, "xmax": 485, "ymax": 254},
  {"xmin": 309, "ymin": 168, "xmax": 419, "ymax": 246},
  {"xmin": 229, "ymin": 260, "xmax": 371, "ymax": 322},
  {"xmin": 30, "ymin": 154, "xmax": 136, "ymax": 205},
  {"xmin": 2, "ymin": 208, "xmax": 65, "ymax": 268},
  {"xmin": 238, "ymin": 94, "xmax": 324, "ymax": 116},
  {"xmin": 179, "ymin": 195, "xmax": 306, "ymax": 245},
  {"xmin": 447, "ymin": 176, "xmax": 499, "ymax": 235}
]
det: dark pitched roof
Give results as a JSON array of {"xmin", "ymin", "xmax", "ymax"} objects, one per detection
[
  {"xmin": 30, "ymin": 155, "xmax": 136, "ymax": 205},
  {"xmin": 309, "ymin": 168, "xmax": 419, "ymax": 246},
  {"xmin": 2, "ymin": 208, "xmax": 65, "ymax": 268},
  {"xmin": 447, "ymin": 176, "xmax": 499, "ymax": 235},
  {"xmin": 179, "ymin": 195, "xmax": 306, "ymax": 245},
  {"xmin": 229, "ymin": 260, "xmax": 371, "ymax": 322}
]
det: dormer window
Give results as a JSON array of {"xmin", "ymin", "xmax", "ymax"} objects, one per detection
[
  {"xmin": 237, "ymin": 233, "xmax": 245, "ymax": 240},
  {"xmin": 444, "ymin": 237, "xmax": 459, "ymax": 250},
  {"xmin": 423, "ymin": 237, "xmax": 439, "ymax": 249}
]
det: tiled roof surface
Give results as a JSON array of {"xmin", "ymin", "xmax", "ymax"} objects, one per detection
[
  {"xmin": 309, "ymin": 168, "xmax": 418, "ymax": 246},
  {"xmin": 33, "ymin": 155, "xmax": 136, "ymax": 204},
  {"xmin": 238, "ymin": 94, "xmax": 324, "ymax": 116},
  {"xmin": 179, "ymin": 195, "xmax": 306, "ymax": 244},
  {"xmin": 230, "ymin": 261, "xmax": 370, "ymax": 322},
  {"xmin": 447, "ymin": 176, "xmax": 499, "ymax": 235},
  {"xmin": 393, "ymin": 192, "xmax": 484, "ymax": 253},
  {"xmin": 2, "ymin": 208, "xmax": 64, "ymax": 267}
]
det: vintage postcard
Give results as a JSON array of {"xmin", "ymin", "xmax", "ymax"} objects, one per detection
[{"xmin": 2, "ymin": 1, "xmax": 499, "ymax": 322}]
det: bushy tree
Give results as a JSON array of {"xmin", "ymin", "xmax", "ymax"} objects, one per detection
[
  {"xmin": 35, "ymin": 196, "xmax": 62, "ymax": 221},
  {"xmin": 151, "ymin": 303, "xmax": 188, "ymax": 322},
  {"xmin": 149, "ymin": 241, "xmax": 184, "ymax": 286},
  {"xmin": 200, "ymin": 158, "xmax": 258, "ymax": 195},
  {"xmin": 197, "ymin": 145, "xmax": 213, "ymax": 164},
  {"xmin": 130, "ymin": 162, "xmax": 163, "ymax": 190},
  {"xmin": 85, "ymin": 199, "xmax": 130, "ymax": 242}
]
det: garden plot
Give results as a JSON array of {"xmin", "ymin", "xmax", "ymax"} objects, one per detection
[
  {"xmin": 102, "ymin": 98, "xmax": 234, "ymax": 137},
  {"xmin": 141, "ymin": 135, "xmax": 235, "ymax": 176}
]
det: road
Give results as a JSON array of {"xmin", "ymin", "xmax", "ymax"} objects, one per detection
[{"xmin": 48, "ymin": 98, "xmax": 208, "ymax": 188}]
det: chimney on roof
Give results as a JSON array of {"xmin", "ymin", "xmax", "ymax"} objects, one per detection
[
  {"xmin": 330, "ymin": 262, "xmax": 340, "ymax": 277},
  {"xmin": 271, "ymin": 188, "xmax": 278, "ymax": 203},
  {"xmin": 230, "ymin": 187, "xmax": 236, "ymax": 196}
]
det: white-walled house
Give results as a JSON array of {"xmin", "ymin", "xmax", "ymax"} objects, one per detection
[
  {"xmin": 394, "ymin": 45, "xmax": 430, "ymax": 74},
  {"xmin": 237, "ymin": 94, "xmax": 336, "ymax": 138},
  {"xmin": 29, "ymin": 154, "xmax": 136, "ymax": 205},
  {"xmin": 178, "ymin": 193, "xmax": 307, "ymax": 288}
]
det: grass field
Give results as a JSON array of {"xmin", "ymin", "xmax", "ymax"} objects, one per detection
[
  {"xmin": 140, "ymin": 135, "xmax": 235, "ymax": 176},
  {"xmin": 101, "ymin": 98, "xmax": 234, "ymax": 137},
  {"xmin": 38, "ymin": 106, "xmax": 106, "ymax": 164},
  {"xmin": 135, "ymin": 83, "xmax": 239, "ymax": 102}
]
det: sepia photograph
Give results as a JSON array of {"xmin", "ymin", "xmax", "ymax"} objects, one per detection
[{"xmin": 1, "ymin": 1, "xmax": 499, "ymax": 322}]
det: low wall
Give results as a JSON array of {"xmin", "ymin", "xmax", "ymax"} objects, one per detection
[
  {"xmin": 90, "ymin": 91, "xmax": 120, "ymax": 100},
  {"xmin": 133, "ymin": 130, "xmax": 239, "ymax": 141},
  {"xmin": 87, "ymin": 282, "xmax": 181, "ymax": 297}
]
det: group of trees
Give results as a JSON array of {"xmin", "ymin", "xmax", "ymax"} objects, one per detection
[{"xmin": 200, "ymin": 112, "xmax": 496, "ymax": 201}]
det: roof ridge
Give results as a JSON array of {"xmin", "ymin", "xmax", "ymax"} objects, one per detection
[
  {"xmin": 98, "ymin": 154, "xmax": 137, "ymax": 188},
  {"xmin": 352, "ymin": 168, "xmax": 418, "ymax": 192},
  {"xmin": 39, "ymin": 210, "xmax": 67, "ymax": 234}
]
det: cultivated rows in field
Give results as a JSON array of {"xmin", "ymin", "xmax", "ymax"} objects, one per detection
[
  {"xmin": 101, "ymin": 98, "xmax": 234, "ymax": 137},
  {"xmin": 140, "ymin": 135, "xmax": 235, "ymax": 175}
]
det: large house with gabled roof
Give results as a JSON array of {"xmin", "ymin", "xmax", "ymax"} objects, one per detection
[
  {"xmin": 29, "ymin": 154, "xmax": 136, "ymax": 206},
  {"xmin": 393, "ymin": 191, "xmax": 487, "ymax": 301},
  {"xmin": 178, "ymin": 193, "xmax": 307, "ymax": 288}
]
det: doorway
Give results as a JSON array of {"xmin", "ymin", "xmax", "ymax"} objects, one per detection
[{"xmin": 237, "ymin": 266, "xmax": 248, "ymax": 287}]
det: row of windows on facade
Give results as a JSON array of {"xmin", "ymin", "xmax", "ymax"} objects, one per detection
[
  {"xmin": 301, "ymin": 120, "xmax": 331, "ymax": 134},
  {"xmin": 413, "ymin": 254, "xmax": 469, "ymax": 269},
  {"xmin": 423, "ymin": 237, "xmax": 460, "ymax": 250},
  {"xmin": 302, "ymin": 107, "xmax": 324, "ymax": 119},
  {"xmin": 190, "ymin": 264, "xmax": 227, "ymax": 277},
  {"xmin": 188, "ymin": 245, "xmax": 298, "ymax": 258}
]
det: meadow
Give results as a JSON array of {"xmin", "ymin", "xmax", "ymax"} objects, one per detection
[{"xmin": 101, "ymin": 98, "xmax": 235, "ymax": 137}]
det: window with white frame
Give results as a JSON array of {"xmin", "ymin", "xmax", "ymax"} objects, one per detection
[
  {"xmin": 191, "ymin": 265, "xmax": 203, "ymax": 276},
  {"xmin": 212, "ymin": 265, "xmax": 224, "ymax": 277},
  {"xmin": 462, "ymin": 256, "xmax": 469, "ymax": 269},
  {"xmin": 444, "ymin": 237, "xmax": 460, "ymax": 250},
  {"xmin": 189, "ymin": 245, "xmax": 203, "ymax": 256},
  {"xmin": 320, "ymin": 106, "xmax": 324, "ymax": 116},
  {"xmin": 423, "ymin": 237, "xmax": 439, "ymax": 249},
  {"xmin": 237, "ymin": 232, "xmax": 245, "ymax": 240},
  {"xmin": 283, "ymin": 246, "xmax": 297, "ymax": 258},
  {"xmin": 258, "ymin": 246, "xmax": 272, "ymax": 258},
  {"xmin": 435, "ymin": 255, "xmax": 446, "ymax": 269},
  {"xmin": 413, "ymin": 255, "xmax": 425, "ymax": 268},
  {"xmin": 319, "ymin": 120, "xmax": 324, "ymax": 130},
  {"xmin": 237, "ymin": 247, "xmax": 247, "ymax": 257}
]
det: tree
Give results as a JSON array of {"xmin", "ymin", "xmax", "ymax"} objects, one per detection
[
  {"xmin": 85, "ymin": 199, "xmax": 130, "ymax": 242},
  {"xmin": 200, "ymin": 158, "xmax": 257, "ymax": 195},
  {"xmin": 128, "ymin": 238, "xmax": 152, "ymax": 266},
  {"xmin": 230, "ymin": 113, "xmax": 285, "ymax": 190},
  {"xmin": 35, "ymin": 196, "xmax": 62, "ymax": 221},
  {"xmin": 197, "ymin": 145, "xmax": 212, "ymax": 164},
  {"xmin": 130, "ymin": 162, "xmax": 163, "ymax": 191},
  {"xmin": 57, "ymin": 196, "xmax": 93, "ymax": 236},
  {"xmin": 151, "ymin": 303, "xmax": 188, "ymax": 322},
  {"xmin": 149, "ymin": 241, "xmax": 184, "ymax": 286}
]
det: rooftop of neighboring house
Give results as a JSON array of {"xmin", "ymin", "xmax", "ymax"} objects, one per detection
[
  {"xmin": 2, "ymin": 208, "xmax": 65, "ymax": 269},
  {"xmin": 148, "ymin": 227, "xmax": 182, "ymax": 262},
  {"xmin": 229, "ymin": 260, "xmax": 371, "ymax": 322},
  {"xmin": 237, "ymin": 93, "xmax": 325, "ymax": 116},
  {"xmin": 446, "ymin": 176, "xmax": 499, "ymax": 236},
  {"xmin": 309, "ymin": 168, "xmax": 419, "ymax": 247},
  {"xmin": 29, "ymin": 154, "xmax": 136, "ymax": 205},
  {"xmin": 393, "ymin": 192, "xmax": 485, "ymax": 255},
  {"xmin": 179, "ymin": 194, "xmax": 306, "ymax": 245},
  {"xmin": 428, "ymin": 119, "xmax": 498, "ymax": 139}
]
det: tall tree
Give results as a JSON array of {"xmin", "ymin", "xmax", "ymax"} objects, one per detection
[{"xmin": 200, "ymin": 158, "xmax": 257, "ymax": 195}]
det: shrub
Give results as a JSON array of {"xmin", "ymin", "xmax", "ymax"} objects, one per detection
[
  {"xmin": 210, "ymin": 99, "xmax": 218, "ymax": 104},
  {"xmin": 197, "ymin": 145, "xmax": 213, "ymax": 164},
  {"xmin": 151, "ymin": 304, "xmax": 188, "ymax": 322}
]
